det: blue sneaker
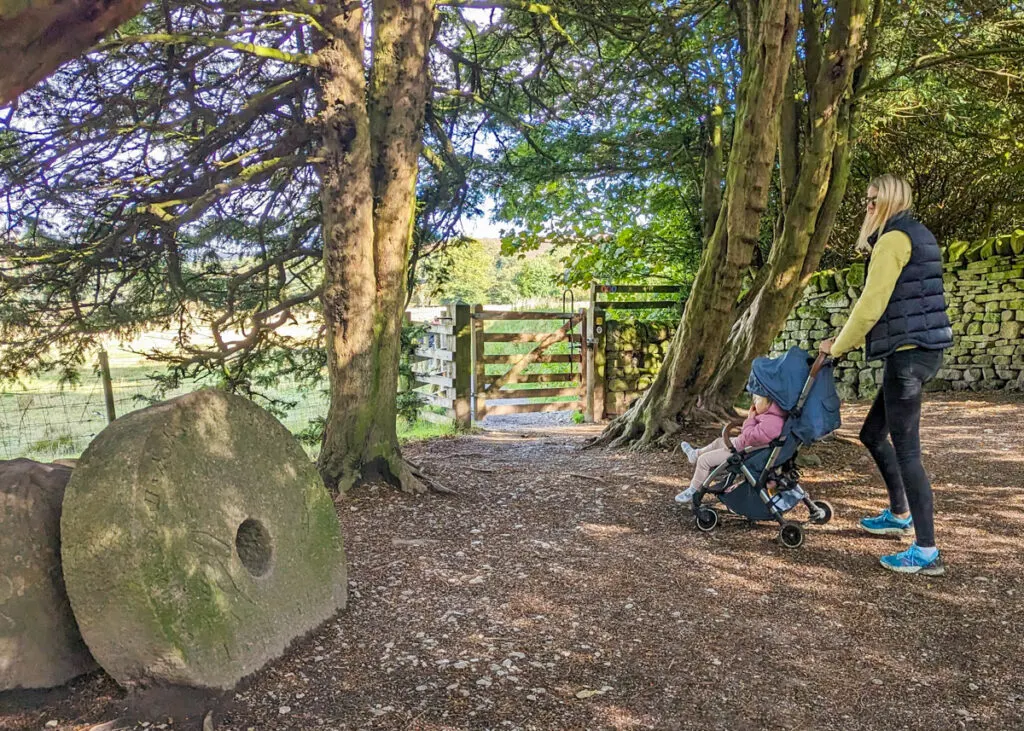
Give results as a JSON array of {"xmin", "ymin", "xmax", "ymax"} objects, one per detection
[
  {"xmin": 880, "ymin": 544, "xmax": 945, "ymax": 575},
  {"xmin": 860, "ymin": 509, "xmax": 913, "ymax": 536}
]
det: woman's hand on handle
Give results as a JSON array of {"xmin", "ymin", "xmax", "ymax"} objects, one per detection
[{"xmin": 818, "ymin": 338, "xmax": 834, "ymax": 355}]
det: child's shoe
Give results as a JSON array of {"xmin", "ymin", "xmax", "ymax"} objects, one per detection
[
  {"xmin": 680, "ymin": 442, "xmax": 698, "ymax": 465},
  {"xmin": 674, "ymin": 486, "xmax": 697, "ymax": 504},
  {"xmin": 879, "ymin": 543, "xmax": 944, "ymax": 575}
]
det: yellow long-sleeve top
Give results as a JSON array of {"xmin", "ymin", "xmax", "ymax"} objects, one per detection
[{"xmin": 831, "ymin": 231, "xmax": 913, "ymax": 358}]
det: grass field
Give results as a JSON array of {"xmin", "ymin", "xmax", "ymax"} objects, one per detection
[
  {"xmin": 0, "ymin": 342, "xmax": 456, "ymax": 462},
  {"xmin": 0, "ymin": 306, "xmax": 590, "ymax": 462}
]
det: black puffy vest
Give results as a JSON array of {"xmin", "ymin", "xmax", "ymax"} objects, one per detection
[{"xmin": 864, "ymin": 211, "xmax": 953, "ymax": 360}]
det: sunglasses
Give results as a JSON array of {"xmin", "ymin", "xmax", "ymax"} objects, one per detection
[{"xmin": 864, "ymin": 195, "xmax": 878, "ymax": 207}]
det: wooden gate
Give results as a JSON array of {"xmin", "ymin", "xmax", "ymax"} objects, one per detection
[
  {"xmin": 470, "ymin": 306, "xmax": 587, "ymax": 421},
  {"xmin": 407, "ymin": 304, "xmax": 471, "ymax": 427}
]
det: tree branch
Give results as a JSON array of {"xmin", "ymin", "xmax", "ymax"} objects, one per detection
[{"xmin": 862, "ymin": 45, "xmax": 1024, "ymax": 95}]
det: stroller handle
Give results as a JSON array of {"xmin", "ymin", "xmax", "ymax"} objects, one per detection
[{"xmin": 809, "ymin": 351, "xmax": 832, "ymax": 380}]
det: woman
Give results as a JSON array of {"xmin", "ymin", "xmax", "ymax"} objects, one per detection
[{"xmin": 820, "ymin": 174, "xmax": 952, "ymax": 576}]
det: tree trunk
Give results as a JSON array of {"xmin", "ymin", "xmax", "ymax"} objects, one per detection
[
  {"xmin": 593, "ymin": 0, "xmax": 800, "ymax": 449},
  {"xmin": 702, "ymin": 0, "xmax": 869, "ymax": 409},
  {"xmin": 1, "ymin": 0, "xmax": 146, "ymax": 105},
  {"xmin": 315, "ymin": 0, "xmax": 438, "ymax": 494},
  {"xmin": 701, "ymin": 103, "xmax": 725, "ymax": 243}
]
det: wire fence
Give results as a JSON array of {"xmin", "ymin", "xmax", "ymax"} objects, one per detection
[
  {"xmin": 1, "ymin": 304, "xmax": 581, "ymax": 463},
  {"xmin": 0, "ymin": 365, "xmax": 329, "ymax": 462}
]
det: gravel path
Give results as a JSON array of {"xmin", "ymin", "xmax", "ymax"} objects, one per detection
[{"xmin": 3, "ymin": 393, "xmax": 1023, "ymax": 730}]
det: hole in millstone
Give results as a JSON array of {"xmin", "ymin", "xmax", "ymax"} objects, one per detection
[{"xmin": 235, "ymin": 518, "xmax": 273, "ymax": 577}]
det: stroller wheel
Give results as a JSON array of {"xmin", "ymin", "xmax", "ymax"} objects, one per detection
[
  {"xmin": 695, "ymin": 507, "xmax": 719, "ymax": 532},
  {"xmin": 810, "ymin": 499, "xmax": 834, "ymax": 525},
  {"xmin": 778, "ymin": 521, "xmax": 804, "ymax": 549}
]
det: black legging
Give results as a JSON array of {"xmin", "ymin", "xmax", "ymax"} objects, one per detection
[{"xmin": 858, "ymin": 347, "xmax": 944, "ymax": 548}]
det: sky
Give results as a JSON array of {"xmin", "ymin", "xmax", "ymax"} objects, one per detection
[{"xmin": 459, "ymin": 197, "xmax": 505, "ymax": 240}]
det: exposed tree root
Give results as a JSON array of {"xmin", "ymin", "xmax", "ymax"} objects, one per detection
[
  {"xmin": 396, "ymin": 456, "xmax": 458, "ymax": 496},
  {"xmin": 328, "ymin": 453, "xmax": 457, "ymax": 498},
  {"xmin": 588, "ymin": 391, "xmax": 740, "ymax": 453}
]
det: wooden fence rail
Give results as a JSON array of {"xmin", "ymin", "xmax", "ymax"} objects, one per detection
[{"xmin": 406, "ymin": 303, "xmax": 472, "ymax": 428}]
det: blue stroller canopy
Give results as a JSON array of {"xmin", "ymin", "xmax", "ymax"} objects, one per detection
[{"xmin": 746, "ymin": 347, "xmax": 841, "ymax": 444}]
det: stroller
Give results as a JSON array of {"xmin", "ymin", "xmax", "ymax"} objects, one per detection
[{"xmin": 686, "ymin": 347, "xmax": 842, "ymax": 548}]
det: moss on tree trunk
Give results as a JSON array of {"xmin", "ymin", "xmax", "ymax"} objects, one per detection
[
  {"xmin": 593, "ymin": 0, "xmax": 801, "ymax": 448},
  {"xmin": 314, "ymin": 0, "xmax": 438, "ymax": 494},
  {"xmin": 594, "ymin": 0, "xmax": 875, "ymax": 449}
]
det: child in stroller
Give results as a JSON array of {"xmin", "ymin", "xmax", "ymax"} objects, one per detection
[
  {"xmin": 674, "ymin": 391, "xmax": 787, "ymax": 505},
  {"xmin": 677, "ymin": 347, "xmax": 843, "ymax": 548}
]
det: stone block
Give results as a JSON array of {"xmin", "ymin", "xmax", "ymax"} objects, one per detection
[
  {"xmin": 835, "ymin": 382, "xmax": 857, "ymax": 402},
  {"xmin": 857, "ymin": 382, "xmax": 879, "ymax": 400},
  {"xmin": 797, "ymin": 306, "xmax": 828, "ymax": 320},
  {"xmin": 61, "ymin": 389, "xmax": 348, "ymax": 691},
  {"xmin": 1012, "ymin": 230, "xmax": 1024, "ymax": 256},
  {"xmin": 964, "ymin": 241, "xmax": 989, "ymax": 262},
  {"xmin": 1000, "ymin": 321, "xmax": 1021, "ymax": 340},
  {"xmin": 822, "ymin": 292, "xmax": 849, "ymax": 309},
  {"xmin": 982, "ymin": 322, "xmax": 1000, "ymax": 335},
  {"xmin": 830, "ymin": 313, "xmax": 848, "ymax": 327},
  {"xmin": 846, "ymin": 263, "xmax": 866, "ymax": 288},
  {"xmin": 946, "ymin": 240, "xmax": 971, "ymax": 263},
  {"xmin": 0, "ymin": 460, "xmax": 97, "ymax": 690}
]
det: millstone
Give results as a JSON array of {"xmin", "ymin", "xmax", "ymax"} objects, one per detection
[
  {"xmin": 61, "ymin": 389, "xmax": 347, "ymax": 690},
  {"xmin": 0, "ymin": 459, "xmax": 97, "ymax": 689}
]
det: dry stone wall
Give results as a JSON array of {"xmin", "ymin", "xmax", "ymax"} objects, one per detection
[
  {"xmin": 602, "ymin": 320, "xmax": 675, "ymax": 415},
  {"xmin": 599, "ymin": 231, "xmax": 1024, "ymax": 411},
  {"xmin": 771, "ymin": 230, "xmax": 1024, "ymax": 400}
]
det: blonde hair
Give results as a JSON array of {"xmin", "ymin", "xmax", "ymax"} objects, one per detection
[
  {"xmin": 752, "ymin": 394, "xmax": 771, "ymax": 412},
  {"xmin": 856, "ymin": 174, "xmax": 914, "ymax": 255}
]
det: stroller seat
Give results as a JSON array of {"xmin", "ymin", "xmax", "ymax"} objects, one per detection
[{"xmin": 686, "ymin": 348, "xmax": 842, "ymax": 548}]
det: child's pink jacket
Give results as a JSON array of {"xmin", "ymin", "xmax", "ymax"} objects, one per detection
[{"xmin": 731, "ymin": 403, "xmax": 787, "ymax": 451}]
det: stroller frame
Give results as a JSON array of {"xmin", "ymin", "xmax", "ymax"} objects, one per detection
[{"xmin": 686, "ymin": 353, "xmax": 835, "ymax": 548}]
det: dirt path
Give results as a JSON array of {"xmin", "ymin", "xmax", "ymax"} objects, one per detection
[{"xmin": 3, "ymin": 394, "xmax": 1023, "ymax": 730}]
